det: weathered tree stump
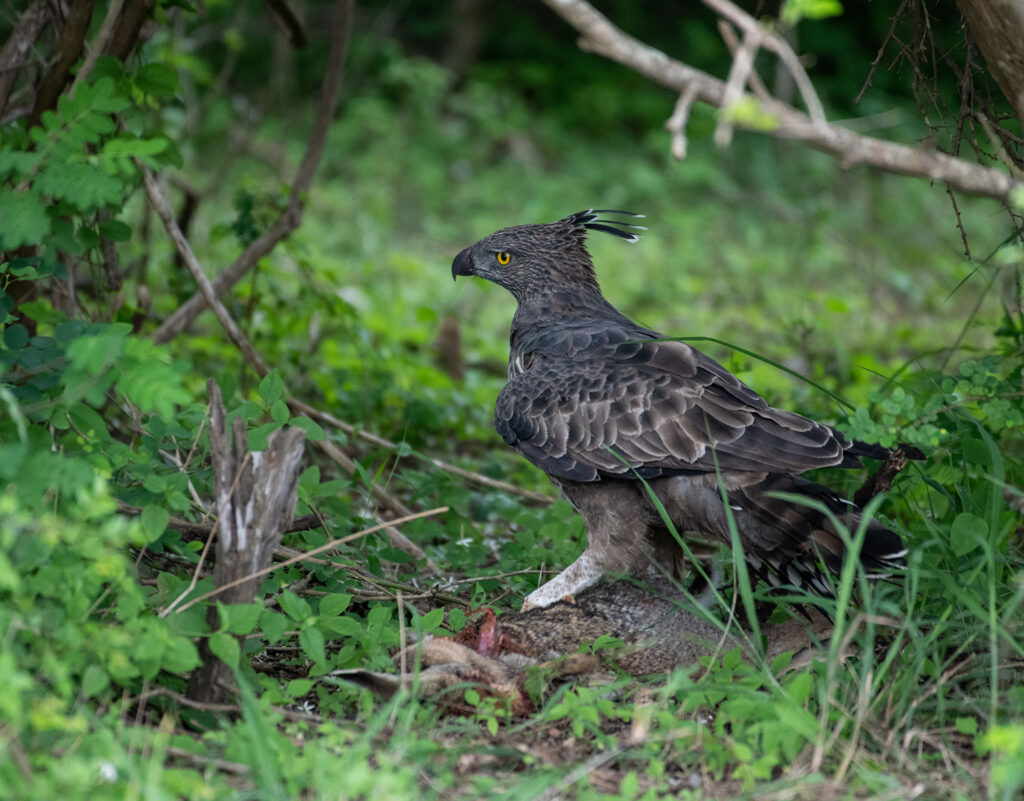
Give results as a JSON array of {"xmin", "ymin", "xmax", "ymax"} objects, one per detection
[{"xmin": 186, "ymin": 379, "xmax": 306, "ymax": 705}]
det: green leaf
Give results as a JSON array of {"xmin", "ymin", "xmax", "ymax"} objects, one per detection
[
  {"xmin": 289, "ymin": 416, "xmax": 326, "ymax": 441},
  {"xmin": 221, "ymin": 602, "xmax": 263, "ymax": 635},
  {"xmin": 782, "ymin": 0, "xmax": 844, "ymax": 24},
  {"xmin": 319, "ymin": 593, "xmax": 353, "ymax": 617},
  {"xmin": 36, "ymin": 161, "xmax": 124, "ymax": 210},
  {"xmin": 299, "ymin": 625, "xmax": 326, "ymax": 665},
  {"xmin": 99, "ymin": 219, "xmax": 132, "ymax": 241},
  {"xmin": 162, "ymin": 637, "xmax": 201, "ymax": 673},
  {"xmin": 619, "ymin": 771, "xmax": 639, "ymax": 800},
  {"xmin": 81, "ymin": 664, "xmax": 110, "ymax": 698},
  {"xmin": 247, "ymin": 422, "xmax": 279, "ymax": 451},
  {"xmin": 286, "ymin": 679, "xmax": 314, "ymax": 698},
  {"xmin": 956, "ymin": 716, "xmax": 979, "ymax": 735},
  {"xmin": 770, "ymin": 650, "xmax": 794, "ymax": 673},
  {"xmin": 722, "ymin": 647, "xmax": 742, "ymax": 670},
  {"xmin": 260, "ymin": 610, "xmax": 289, "ymax": 644},
  {"xmin": 785, "ymin": 670, "xmax": 813, "ymax": 705},
  {"xmin": 319, "ymin": 616, "xmax": 361, "ymax": 637},
  {"xmin": 2, "ymin": 323, "xmax": 28, "ymax": 350},
  {"xmin": 278, "ymin": 591, "xmax": 311, "ymax": 622},
  {"xmin": 0, "ymin": 149, "xmax": 39, "ymax": 179},
  {"xmin": 448, "ymin": 608, "xmax": 467, "ymax": 632},
  {"xmin": 270, "ymin": 399, "xmax": 290, "ymax": 424},
  {"xmin": 208, "ymin": 632, "xmax": 240, "ymax": 667},
  {"xmin": 135, "ymin": 62, "xmax": 181, "ymax": 97},
  {"xmin": 67, "ymin": 402, "xmax": 110, "ymax": 441},
  {"xmin": 258, "ymin": 370, "xmax": 284, "ymax": 404},
  {"xmin": 140, "ymin": 505, "xmax": 170, "ymax": 540},
  {"xmin": 418, "ymin": 608, "xmax": 444, "ymax": 632},
  {"xmin": 950, "ymin": 512, "xmax": 988, "ymax": 556},
  {"xmin": 0, "ymin": 189, "xmax": 51, "ymax": 249}
]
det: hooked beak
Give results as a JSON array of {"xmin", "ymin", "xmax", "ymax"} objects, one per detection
[{"xmin": 451, "ymin": 247, "xmax": 475, "ymax": 281}]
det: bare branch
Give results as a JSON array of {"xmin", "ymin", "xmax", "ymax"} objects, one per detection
[
  {"xmin": 287, "ymin": 397, "xmax": 555, "ymax": 505},
  {"xmin": 171, "ymin": 506, "xmax": 449, "ymax": 615},
  {"xmin": 314, "ymin": 435, "xmax": 441, "ymax": 573},
  {"xmin": 29, "ymin": 0, "xmax": 96, "ymax": 128},
  {"xmin": 141, "ymin": 166, "xmax": 270, "ymax": 375},
  {"xmin": 716, "ymin": 21, "xmax": 770, "ymax": 102},
  {"xmin": 715, "ymin": 26, "xmax": 758, "ymax": 147},
  {"xmin": 152, "ymin": 0, "xmax": 353, "ymax": 344},
  {"xmin": 704, "ymin": 0, "xmax": 825, "ymax": 123},
  {"xmin": 0, "ymin": 0, "xmax": 51, "ymax": 117},
  {"xmin": 102, "ymin": 0, "xmax": 157, "ymax": 62},
  {"xmin": 72, "ymin": 0, "xmax": 126, "ymax": 92},
  {"xmin": 542, "ymin": 0, "xmax": 1024, "ymax": 204},
  {"xmin": 666, "ymin": 84, "xmax": 699, "ymax": 160}
]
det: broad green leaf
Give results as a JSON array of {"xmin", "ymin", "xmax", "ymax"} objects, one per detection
[
  {"xmin": 286, "ymin": 679, "xmax": 314, "ymax": 698},
  {"xmin": 67, "ymin": 402, "xmax": 110, "ymax": 441},
  {"xmin": 208, "ymin": 632, "xmax": 240, "ymax": 667},
  {"xmin": 950, "ymin": 512, "xmax": 988, "ymax": 556},
  {"xmin": 135, "ymin": 62, "xmax": 181, "ymax": 97},
  {"xmin": 270, "ymin": 399, "xmax": 289, "ymax": 424},
  {"xmin": 722, "ymin": 647, "xmax": 742, "ymax": 670},
  {"xmin": 258, "ymin": 370, "xmax": 284, "ymax": 404},
  {"xmin": 299, "ymin": 626, "xmax": 326, "ymax": 665},
  {"xmin": 161, "ymin": 637, "xmax": 201, "ymax": 673},
  {"xmin": 81, "ymin": 664, "xmax": 110, "ymax": 698},
  {"xmin": 219, "ymin": 601, "xmax": 263, "ymax": 635},
  {"xmin": 2, "ymin": 323, "xmax": 28, "ymax": 350},
  {"xmin": 99, "ymin": 219, "xmax": 132, "ymax": 241},
  {"xmin": 319, "ymin": 616, "xmax": 361, "ymax": 637},
  {"xmin": 447, "ymin": 608, "xmax": 467, "ymax": 632},
  {"xmin": 418, "ymin": 608, "xmax": 444, "ymax": 632},
  {"xmin": 956, "ymin": 716, "xmax": 979, "ymax": 735},
  {"xmin": 0, "ymin": 189, "xmax": 50, "ymax": 249},
  {"xmin": 289, "ymin": 416, "xmax": 326, "ymax": 441},
  {"xmin": 319, "ymin": 593, "xmax": 352, "ymax": 617},
  {"xmin": 278, "ymin": 591, "xmax": 311, "ymax": 622},
  {"xmin": 140, "ymin": 505, "xmax": 170, "ymax": 540},
  {"xmin": 260, "ymin": 610, "xmax": 289, "ymax": 644},
  {"xmin": 247, "ymin": 422, "xmax": 279, "ymax": 451},
  {"xmin": 785, "ymin": 670, "xmax": 813, "ymax": 705}
]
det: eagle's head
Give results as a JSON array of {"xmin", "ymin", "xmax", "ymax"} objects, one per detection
[{"xmin": 451, "ymin": 210, "xmax": 644, "ymax": 302}]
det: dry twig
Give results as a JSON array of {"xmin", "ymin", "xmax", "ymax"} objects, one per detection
[
  {"xmin": 152, "ymin": 0, "xmax": 353, "ymax": 343},
  {"xmin": 168, "ymin": 506, "xmax": 448, "ymax": 615},
  {"xmin": 72, "ymin": 0, "xmax": 126, "ymax": 92},
  {"xmin": 288, "ymin": 398, "xmax": 553, "ymax": 505}
]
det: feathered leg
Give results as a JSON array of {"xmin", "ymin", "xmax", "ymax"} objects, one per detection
[{"xmin": 523, "ymin": 480, "xmax": 657, "ymax": 610}]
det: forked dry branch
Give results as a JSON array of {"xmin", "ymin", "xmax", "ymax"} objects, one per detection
[{"xmin": 542, "ymin": 0, "xmax": 1024, "ymax": 204}]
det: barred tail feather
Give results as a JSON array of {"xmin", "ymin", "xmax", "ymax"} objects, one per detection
[{"xmin": 733, "ymin": 474, "xmax": 905, "ymax": 597}]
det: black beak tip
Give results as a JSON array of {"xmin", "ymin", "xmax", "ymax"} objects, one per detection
[{"xmin": 452, "ymin": 247, "xmax": 474, "ymax": 281}]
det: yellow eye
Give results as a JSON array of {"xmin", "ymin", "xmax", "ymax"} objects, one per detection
[{"xmin": 496, "ymin": 251, "xmax": 511, "ymax": 265}]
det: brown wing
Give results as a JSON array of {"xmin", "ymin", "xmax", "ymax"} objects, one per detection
[{"xmin": 494, "ymin": 339, "xmax": 857, "ymax": 482}]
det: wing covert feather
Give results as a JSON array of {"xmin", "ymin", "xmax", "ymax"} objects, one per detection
[{"xmin": 495, "ymin": 339, "xmax": 854, "ymax": 482}]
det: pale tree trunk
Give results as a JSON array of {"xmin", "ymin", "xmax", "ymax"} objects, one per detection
[
  {"xmin": 186, "ymin": 380, "xmax": 306, "ymax": 705},
  {"xmin": 956, "ymin": 0, "xmax": 1024, "ymax": 128}
]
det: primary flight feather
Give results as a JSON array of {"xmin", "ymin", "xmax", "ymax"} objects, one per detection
[{"xmin": 452, "ymin": 210, "xmax": 911, "ymax": 609}]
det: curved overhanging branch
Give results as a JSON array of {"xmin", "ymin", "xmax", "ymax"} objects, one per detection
[{"xmin": 542, "ymin": 0, "xmax": 1024, "ymax": 206}]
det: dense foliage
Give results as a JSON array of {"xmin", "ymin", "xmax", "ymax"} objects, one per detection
[{"xmin": 1, "ymin": 1, "xmax": 1022, "ymax": 799}]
